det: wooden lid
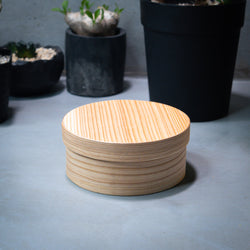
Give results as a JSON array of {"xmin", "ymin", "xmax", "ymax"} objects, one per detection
[
  {"xmin": 62, "ymin": 100, "xmax": 190, "ymax": 143},
  {"xmin": 62, "ymin": 100, "xmax": 190, "ymax": 162}
]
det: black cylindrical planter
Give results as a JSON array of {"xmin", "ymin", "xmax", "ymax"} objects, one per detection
[
  {"xmin": 65, "ymin": 28, "xmax": 126, "ymax": 97},
  {"xmin": 10, "ymin": 46, "xmax": 64, "ymax": 97},
  {"xmin": 141, "ymin": 0, "xmax": 246, "ymax": 121},
  {"xmin": 0, "ymin": 48, "xmax": 11, "ymax": 123}
]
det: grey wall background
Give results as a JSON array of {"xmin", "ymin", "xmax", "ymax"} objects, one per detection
[{"xmin": 0, "ymin": 0, "xmax": 249, "ymax": 77}]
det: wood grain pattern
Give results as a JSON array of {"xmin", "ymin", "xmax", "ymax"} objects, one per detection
[
  {"xmin": 62, "ymin": 100, "xmax": 190, "ymax": 162},
  {"xmin": 62, "ymin": 129, "xmax": 189, "ymax": 162},
  {"xmin": 66, "ymin": 147, "xmax": 186, "ymax": 171},
  {"xmin": 62, "ymin": 100, "xmax": 190, "ymax": 195},
  {"xmin": 66, "ymin": 148, "xmax": 186, "ymax": 177},
  {"xmin": 66, "ymin": 157, "xmax": 186, "ymax": 196},
  {"xmin": 62, "ymin": 100, "xmax": 190, "ymax": 144}
]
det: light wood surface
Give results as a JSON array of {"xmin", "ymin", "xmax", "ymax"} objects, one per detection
[
  {"xmin": 66, "ymin": 155, "xmax": 186, "ymax": 196},
  {"xmin": 66, "ymin": 147, "xmax": 186, "ymax": 171},
  {"xmin": 62, "ymin": 100, "xmax": 190, "ymax": 143},
  {"xmin": 62, "ymin": 100, "xmax": 190, "ymax": 195},
  {"xmin": 62, "ymin": 128, "xmax": 189, "ymax": 162},
  {"xmin": 62, "ymin": 100, "xmax": 190, "ymax": 162}
]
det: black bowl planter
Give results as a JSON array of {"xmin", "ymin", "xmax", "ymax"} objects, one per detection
[
  {"xmin": 10, "ymin": 46, "xmax": 64, "ymax": 97},
  {"xmin": 140, "ymin": 0, "xmax": 246, "ymax": 122},
  {"xmin": 65, "ymin": 28, "xmax": 126, "ymax": 97},
  {"xmin": 0, "ymin": 48, "xmax": 11, "ymax": 123}
]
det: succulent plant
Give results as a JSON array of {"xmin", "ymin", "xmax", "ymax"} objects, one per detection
[
  {"xmin": 52, "ymin": 1, "xmax": 124, "ymax": 36},
  {"xmin": 6, "ymin": 42, "xmax": 38, "ymax": 59}
]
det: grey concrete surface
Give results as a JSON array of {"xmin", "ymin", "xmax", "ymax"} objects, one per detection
[
  {"xmin": 0, "ymin": 0, "xmax": 249, "ymax": 76},
  {"xmin": 0, "ymin": 77, "xmax": 250, "ymax": 249}
]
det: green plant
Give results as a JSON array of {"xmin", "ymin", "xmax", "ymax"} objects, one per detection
[
  {"xmin": 52, "ymin": 0, "xmax": 71, "ymax": 15},
  {"xmin": 114, "ymin": 3, "xmax": 124, "ymax": 15},
  {"xmin": 79, "ymin": 1, "xmax": 123, "ymax": 24},
  {"xmin": 80, "ymin": 0, "xmax": 94, "ymax": 14},
  {"xmin": 86, "ymin": 8, "xmax": 104, "ymax": 24},
  {"xmin": 79, "ymin": 0, "xmax": 105, "ymax": 24},
  {"xmin": 6, "ymin": 42, "xmax": 37, "ymax": 59},
  {"xmin": 52, "ymin": 1, "xmax": 124, "ymax": 36},
  {"xmin": 102, "ymin": 4, "xmax": 109, "ymax": 10},
  {"xmin": 52, "ymin": 1, "xmax": 123, "ymax": 23}
]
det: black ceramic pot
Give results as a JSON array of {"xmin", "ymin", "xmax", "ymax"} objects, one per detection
[
  {"xmin": 0, "ymin": 48, "xmax": 11, "ymax": 123},
  {"xmin": 140, "ymin": 0, "xmax": 246, "ymax": 122},
  {"xmin": 10, "ymin": 46, "xmax": 64, "ymax": 97},
  {"xmin": 65, "ymin": 28, "xmax": 126, "ymax": 97}
]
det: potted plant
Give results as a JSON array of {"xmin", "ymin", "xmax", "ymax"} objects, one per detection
[
  {"xmin": 0, "ymin": 1, "xmax": 11, "ymax": 123},
  {"xmin": 6, "ymin": 42, "xmax": 64, "ymax": 96},
  {"xmin": 0, "ymin": 47, "xmax": 11, "ymax": 122},
  {"xmin": 52, "ymin": 0, "xmax": 126, "ymax": 97},
  {"xmin": 140, "ymin": 0, "xmax": 246, "ymax": 121}
]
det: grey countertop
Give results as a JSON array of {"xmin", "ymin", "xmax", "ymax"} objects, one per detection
[{"xmin": 0, "ymin": 77, "xmax": 250, "ymax": 250}]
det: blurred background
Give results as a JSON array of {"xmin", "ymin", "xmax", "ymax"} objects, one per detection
[{"xmin": 0, "ymin": 0, "xmax": 249, "ymax": 77}]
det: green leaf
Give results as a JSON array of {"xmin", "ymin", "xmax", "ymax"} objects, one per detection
[
  {"xmin": 51, "ymin": 8, "xmax": 62, "ymax": 12},
  {"xmin": 80, "ymin": 7, "xmax": 84, "ymax": 15},
  {"xmin": 80, "ymin": 0, "xmax": 86, "ymax": 8},
  {"xmin": 101, "ymin": 8, "xmax": 104, "ymax": 20},
  {"xmin": 6, "ymin": 42, "xmax": 17, "ymax": 54},
  {"xmin": 85, "ymin": 1, "xmax": 94, "ymax": 10},
  {"xmin": 114, "ymin": 3, "xmax": 124, "ymax": 15},
  {"xmin": 51, "ymin": 7, "xmax": 65, "ymax": 15},
  {"xmin": 102, "ymin": 4, "xmax": 109, "ymax": 10},
  {"xmin": 85, "ymin": 2, "xmax": 90, "ymax": 9},
  {"xmin": 94, "ymin": 9, "xmax": 101, "ymax": 20},
  {"xmin": 114, "ymin": 3, "xmax": 119, "ymax": 12},
  {"xmin": 85, "ymin": 10, "xmax": 93, "ymax": 20},
  {"xmin": 118, "ymin": 8, "xmax": 124, "ymax": 14},
  {"xmin": 9, "ymin": 42, "xmax": 37, "ymax": 59},
  {"xmin": 62, "ymin": 0, "xmax": 68, "ymax": 11}
]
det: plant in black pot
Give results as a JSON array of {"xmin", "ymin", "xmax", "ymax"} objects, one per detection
[
  {"xmin": 6, "ymin": 41, "xmax": 64, "ymax": 97},
  {"xmin": 0, "ymin": 48, "xmax": 11, "ymax": 123},
  {"xmin": 140, "ymin": 0, "xmax": 246, "ymax": 122},
  {"xmin": 52, "ymin": 0, "xmax": 126, "ymax": 97},
  {"xmin": 0, "ymin": 1, "xmax": 11, "ymax": 123}
]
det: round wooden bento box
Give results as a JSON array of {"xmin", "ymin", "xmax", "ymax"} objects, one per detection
[{"xmin": 62, "ymin": 100, "xmax": 190, "ymax": 196}]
